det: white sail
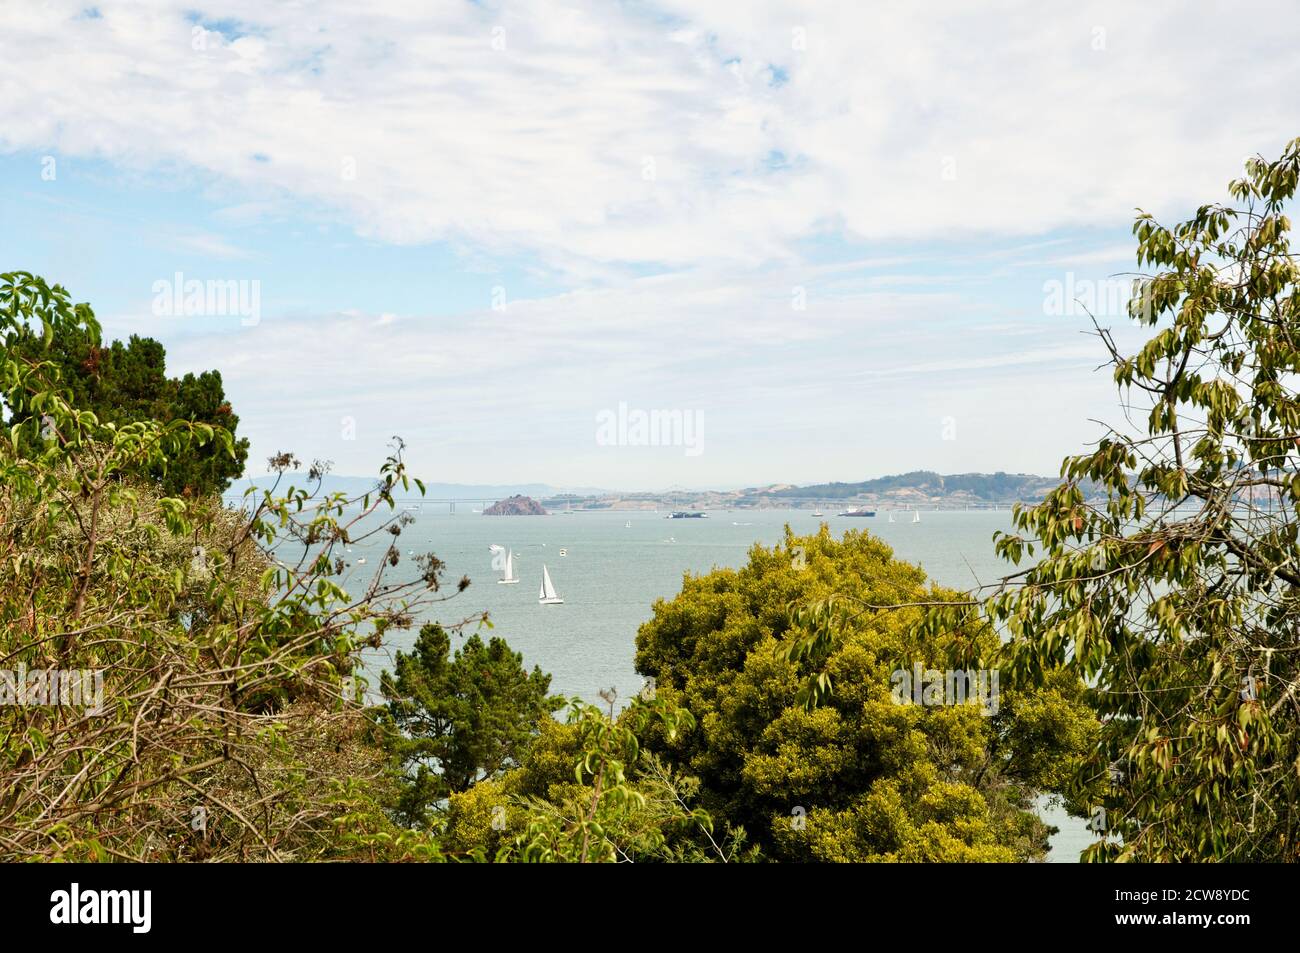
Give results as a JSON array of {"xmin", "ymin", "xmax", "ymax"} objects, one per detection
[
  {"xmin": 494, "ymin": 544, "xmax": 519, "ymax": 584},
  {"xmin": 539, "ymin": 564, "xmax": 563, "ymax": 603},
  {"xmin": 912, "ymin": 510, "xmax": 921, "ymax": 523}
]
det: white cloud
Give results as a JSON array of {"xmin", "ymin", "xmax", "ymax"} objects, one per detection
[
  {"xmin": 160, "ymin": 228, "xmax": 251, "ymax": 260},
  {"xmin": 145, "ymin": 268, "xmax": 1115, "ymax": 486},
  {"xmin": 3, "ymin": 1, "xmax": 1298, "ymax": 275}
]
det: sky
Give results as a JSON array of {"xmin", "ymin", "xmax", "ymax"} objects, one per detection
[{"xmin": 1, "ymin": 1, "xmax": 1298, "ymax": 491}]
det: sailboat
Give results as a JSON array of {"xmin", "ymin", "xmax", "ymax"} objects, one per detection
[
  {"xmin": 488, "ymin": 546, "xmax": 520, "ymax": 582},
  {"xmin": 887, "ymin": 511, "xmax": 895, "ymax": 523},
  {"xmin": 494, "ymin": 545, "xmax": 520, "ymax": 584},
  {"xmin": 625, "ymin": 520, "xmax": 632, "ymax": 528},
  {"xmin": 912, "ymin": 509, "xmax": 921, "ymax": 523},
  {"xmin": 538, "ymin": 564, "xmax": 563, "ymax": 604}
]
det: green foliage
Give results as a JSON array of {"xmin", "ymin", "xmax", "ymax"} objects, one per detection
[
  {"xmin": 440, "ymin": 695, "xmax": 744, "ymax": 863},
  {"xmin": 439, "ymin": 776, "xmax": 520, "ymax": 859},
  {"xmin": 378, "ymin": 622, "xmax": 562, "ymax": 826},
  {"xmin": 4, "ymin": 315, "xmax": 249, "ymax": 496},
  {"xmin": 501, "ymin": 693, "xmax": 731, "ymax": 862},
  {"xmin": 0, "ymin": 273, "xmax": 473, "ymax": 860},
  {"xmin": 929, "ymin": 139, "xmax": 1300, "ymax": 861},
  {"xmin": 634, "ymin": 526, "xmax": 1097, "ymax": 862}
]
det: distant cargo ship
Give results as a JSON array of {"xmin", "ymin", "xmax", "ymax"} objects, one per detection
[
  {"xmin": 837, "ymin": 507, "xmax": 877, "ymax": 517},
  {"xmin": 667, "ymin": 511, "xmax": 708, "ymax": 519}
]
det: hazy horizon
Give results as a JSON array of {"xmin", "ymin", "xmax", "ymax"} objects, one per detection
[{"xmin": 223, "ymin": 465, "xmax": 1069, "ymax": 498}]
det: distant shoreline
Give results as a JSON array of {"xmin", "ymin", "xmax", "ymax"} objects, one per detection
[{"xmin": 222, "ymin": 469, "xmax": 1095, "ymax": 512}]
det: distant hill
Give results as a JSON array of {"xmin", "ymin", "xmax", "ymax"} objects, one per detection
[
  {"xmin": 766, "ymin": 471, "xmax": 1072, "ymax": 502},
  {"xmin": 483, "ymin": 495, "xmax": 548, "ymax": 515},
  {"xmin": 220, "ymin": 469, "xmax": 1085, "ymax": 509}
]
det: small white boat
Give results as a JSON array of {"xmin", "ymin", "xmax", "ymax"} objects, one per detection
[
  {"xmin": 559, "ymin": 548, "xmax": 567, "ymax": 556},
  {"xmin": 498, "ymin": 548, "xmax": 519, "ymax": 585},
  {"xmin": 912, "ymin": 510, "xmax": 921, "ymax": 523},
  {"xmin": 625, "ymin": 521, "xmax": 632, "ymax": 528},
  {"xmin": 538, "ymin": 564, "xmax": 563, "ymax": 605},
  {"xmin": 812, "ymin": 510, "xmax": 824, "ymax": 517},
  {"xmin": 887, "ymin": 512, "xmax": 895, "ymax": 523},
  {"xmin": 357, "ymin": 557, "xmax": 367, "ymax": 565}
]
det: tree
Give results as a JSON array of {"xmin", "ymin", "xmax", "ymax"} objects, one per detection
[
  {"xmin": 930, "ymin": 138, "xmax": 1300, "ymax": 861},
  {"xmin": 0, "ymin": 272, "xmax": 467, "ymax": 860},
  {"xmin": 379, "ymin": 622, "xmax": 563, "ymax": 827},
  {"xmin": 505, "ymin": 694, "xmax": 720, "ymax": 862},
  {"xmin": 634, "ymin": 526, "xmax": 1097, "ymax": 862},
  {"xmin": 4, "ymin": 320, "xmax": 249, "ymax": 496},
  {"xmin": 440, "ymin": 691, "xmax": 734, "ymax": 862}
]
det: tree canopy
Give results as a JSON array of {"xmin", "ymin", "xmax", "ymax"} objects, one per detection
[
  {"xmin": 379, "ymin": 622, "xmax": 562, "ymax": 826},
  {"xmin": 4, "ymin": 320, "xmax": 249, "ymax": 496},
  {"xmin": 926, "ymin": 138, "xmax": 1300, "ymax": 861},
  {"xmin": 0, "ymin": 272, "xmax": 465, "ymax": 860},
  {"xmin": 439, "ymin": 693, "xmax": 731, "ymax": 862},
  {"xmin": 634, "ymin": 526, "xmax": 1097, "ymax": 861}
]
